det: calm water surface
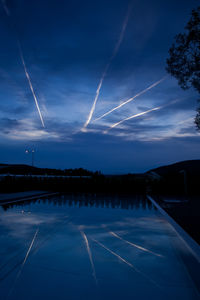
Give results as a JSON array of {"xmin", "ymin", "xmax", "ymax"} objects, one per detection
[{"xmin": 0, "ymin": 194, "xmax": 199, "ymax": 300}]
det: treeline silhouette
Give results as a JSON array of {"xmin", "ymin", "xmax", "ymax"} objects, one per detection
[
  {"xmin": 0, "ymin": 171, "xmax": 200, "ymax": 196},
  {"xmin": 0, "ymin": 164, "xmax": 96, "ymax": 176},
  {"xmin": 0, "ymin": 174, "xmax": 146, "ymax": 195},
  {"xmin": 148, "ymin": 171, "xmax": 200, "ymax": 196},
  {"xmin": 1, "ymin": 160, "xmax": 200, "ymax": 196},
  {"xmin": 1, "ymin": 194, "xmax": 154, "ymax": 211},
  {"xmin": 147, "ymin": 160, "xmax": 200, "ymax": 197}
]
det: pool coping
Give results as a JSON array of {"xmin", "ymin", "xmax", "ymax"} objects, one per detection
[{"xmin": 147, "ymin": 195, "xmax": 200, "ymax": 264}]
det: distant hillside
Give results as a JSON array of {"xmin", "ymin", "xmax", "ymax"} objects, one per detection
[
  {"xmin": 147, "ymin": 160, "xmax": 200, "ymax": 176},
  {"xmin": 0, "ymin": 163, "xmax": 95, "ymax": 176}
]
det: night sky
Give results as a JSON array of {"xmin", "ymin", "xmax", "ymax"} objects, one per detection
[{"xmin": 0, "ymin": 0, "xmax": 200, "ymax": 173}]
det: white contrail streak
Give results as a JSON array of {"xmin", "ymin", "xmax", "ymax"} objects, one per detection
[
  {"xmin": 92, "ymin": 238, "xmax": 159, "ymax": 286},
  {"xmin": 7, "ymin": 229, "xmax": 39, "ymax": 299},
  {"xmin": 94, "ymin": 76, "xmax": 167, "ymax": 122},
  {"xmin": 109, "ymin": 231, "xmax": 163, "ymax": 257},
  {"xmin": 80, "ymin": 231, "xmax": 97, "ymax": 285},
  {"xmin": 83, "ymin": 2, "xmax": 133, "ymax": 130},
  {"xmin": 17, "ymin": 42, "xmax": 45, "ymax": 128},
  {"xmin": 1, "ymin": 0, "xmax": 10, "ymax": 16},
  {"xmin": 104, "ymin": 105, "xmax": 162, "ymax": 133},
  {"xmin": 104, "ymin": 97, "xmax": 182, "ymax": 133},
  {"xmin": 2, "ymin": 3, "xmax": 45, "ymax": 128}
]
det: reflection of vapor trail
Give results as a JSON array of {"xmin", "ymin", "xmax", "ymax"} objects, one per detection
[
  {"xmin": 80, "ymin": 231, "xmax": 97, "ymax": 285},
  {"xmin": 83, "ymin": 2, "xmax": 133, "ymax": 130},
  {"xmin": 0, "ymin": 249, "xmax": 24, "ymax": 271},
  {"xmin": 1, "ymin": 0, "xmax": 10, "ymax": 16},
  {"xmin": 94, "ymin": 77, "xmax": 167, "ymax": 122},
  {"xmin": 17, "ymin": 41, "xmax": 45, "ymax": 128},
  {"xmin": 109, "ymin": 231, "xmax": 163, "ymax": 257},
  {"xmin": 21, "ymin": 229, "xmax": 39, "ymax": 268},
  {"xmin": 0, "ymin": 261, "xmax": 22, "ymax": 282},
  {"xmin": 32, "ymin": 216, "xmax": 70, "ymax": 255},
  {"xmin": 92, "ymin": 238, "xmax": 158, "ymax": 286},
  {"xmin": 92, "ymin": 238, "xmax": 134, "ymax": 268},
  {"xmin": 104, "ymin": 106, "xmax": 162, "ymax": 133},
  {"xmin": 8, "ymin": 229, "xmax": 39, "ymax": 298}
]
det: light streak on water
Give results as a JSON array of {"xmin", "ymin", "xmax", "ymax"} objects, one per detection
[
  {"xmin": 17, "ymin": 42, "xmax": 45, "ymax": 128},
  {"xmin": 83, "ymin": 2, "xmax": 133, "ymax": 130},
  {"xmin": 92, "ymin": 238, "xmax": 134, "ymax": 268},
  {"xmin": 80, "ymin": 231, "xmax": 97, "ymax": 285},
  {"xmin": 92, "ymin": 238, "xmax": 159, "ymax": 287},
  {"xmin": 94, "ymin": 76, "xmax": 167, "ymax": 122},
  {"xmin": 21, "ymin": 229, "xmax": 39, "ymax": 268},
  {"xmin": 109, "ymin": 231, "xmax": 163, "ymax": 257},
  {"xmin": 7, "ymin": 229, "xmax": 39, "ymax": 299},
  {"xmin": 104, "ymin": 105, "xmax": 162, "ymax": 133}
]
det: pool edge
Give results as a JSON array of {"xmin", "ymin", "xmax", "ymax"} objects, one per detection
[{"xmin": 147, "ymin": 195, "xmax": 200, "ymax": 264}]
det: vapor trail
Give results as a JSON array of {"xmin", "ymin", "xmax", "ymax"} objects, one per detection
[
  {"xmin": 7, "ymin": 229, "xmax": 39, "ymax": 299},
  {"xmin": 2, "ymin": 2, "xmax": 45, "ymax": 128},
  {"xmin": 80, "ymin": 231, "xmax": 97, "ymax": 285},
  {"xmin": 104, "ymin": 105, "xmax": 162, "ymax": 133},
  {"xmin": 92, "ymin": 238, "xmax": 159, "ymax": 286},
  {"xmin": 94, "ymin": 76, "xmax": 167, "ymax": 122},
  {"xmin": 83, "ymin": 2, "xmax": 133, "ymax": 130},
  {"xmin": 109, "ymin": 231, "xmax": 163, "ymax": 257},
  {"xmin": 17, "ymin": 42, "xmax": 45, "ymax": 128},
  {"xmin": 1, "ymin": 0, "xmax": 10, "ymax": 16},
  {"xmin": 104, "ymin": 97, "xmax": 182, "ymax": 133}
]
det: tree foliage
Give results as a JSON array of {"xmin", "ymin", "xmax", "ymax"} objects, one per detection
[{"xmin": 166, "ymin": 7, "xmax": 200, "ymax": 129}]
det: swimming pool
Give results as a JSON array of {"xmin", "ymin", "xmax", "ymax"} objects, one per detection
[{"xmin": 0, "ymin": 194, "xmax": 199, "ymax": 300}]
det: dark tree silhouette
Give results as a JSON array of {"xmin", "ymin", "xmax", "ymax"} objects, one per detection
[{"xmin": 166, "ymin": 7, "xmax": 200, "ymax": 129}]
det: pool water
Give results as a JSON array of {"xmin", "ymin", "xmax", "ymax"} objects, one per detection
[{"xmin": 0, "ymin": 194, "xmax": 199, "ymax": 300}]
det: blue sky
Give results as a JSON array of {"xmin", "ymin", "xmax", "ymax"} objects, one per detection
[{"xmin": 0, "ymin": 0, "xmax": 200, "ymax": 173}]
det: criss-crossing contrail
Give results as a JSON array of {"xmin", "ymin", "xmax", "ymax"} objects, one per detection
[
  {"xmin": 2, "ymin": 1, "xmax": 45, "ymax": 128},
  {"xmin": 7, "ymin": 229, "xmax": 39, "ymax": 299},
  {"xmin": 94, "ymin": 76, "xmax": 167, "ymax": 122},
  {"xmin": 104, "ymin": 105, "xmax": 162, "ymax": 133},
  {"xmin": 17, "ymin": 41, "xmax": 45, "ymax": 128},
  {"xmin": 109, "ymin": 231, "xmax": 163, "ymax": 257},
  {"xmin": 80, "ymin": 231, "xmax": 97, "ymax": 285},
  {"xmin": 83, "ymin": 2, "xmax": 133, "ymax": 130},
  {"xmin": 104, "ymin": 97, "xmax": 182, "ymax": 133}
]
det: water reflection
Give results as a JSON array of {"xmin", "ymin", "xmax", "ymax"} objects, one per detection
[
  {"xmin": 80, "ymin": 230, "xmax": 98, "ymax": 286},
  {"xmin": 1, "ymin": 194, "xmax": 154, "ymax": 211},
  {"xmin": 108, "ymin": 230, "xmax": 163, "ymax": 257},
  {"xmin": 0, "ymin": 194, "xmax": 199, "ymax": 300}
]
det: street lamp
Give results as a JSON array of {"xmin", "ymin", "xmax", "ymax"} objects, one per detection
[{"xmin": 25, "ymin": 149, "xmax": 35, "ymax": 167}]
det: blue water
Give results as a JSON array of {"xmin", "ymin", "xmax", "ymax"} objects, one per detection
[{"xmin": 0, "ymin": 194, "xmax": 199, "ymax": 300}]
